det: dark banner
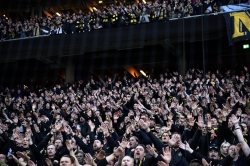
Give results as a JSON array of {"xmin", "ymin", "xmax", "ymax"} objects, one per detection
[{"xmin": 224, "ymin": 10, "xmax": 250, "ymax": 45}]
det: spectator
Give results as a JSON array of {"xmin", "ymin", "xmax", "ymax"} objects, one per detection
[
  {"xmin": 40, "ymin": 22, "xmax": 50, "ymax": 35},
  {"xmin": 138, "ymin": 7, "xmax": 150, "ymax": 23},
  {"xmin": 0, "ymin": 0, "xmax": 249, "ymax": 41},
  {"xmin": 33, "ymin": 22, "xmax": 40, "ymax": 36},
  {"xmin": 0, "ymin": 41, "xmax": 250, "ymax": 166}
]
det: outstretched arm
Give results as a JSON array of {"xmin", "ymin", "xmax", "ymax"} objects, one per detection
[{"xmin": 231, "ymin": 114, "xmax": 250, "ymax": 157}]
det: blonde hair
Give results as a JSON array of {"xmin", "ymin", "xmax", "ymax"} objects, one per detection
[{"xmin": 220, "ymin": 142, "xmax": 230, "ymax": 157}]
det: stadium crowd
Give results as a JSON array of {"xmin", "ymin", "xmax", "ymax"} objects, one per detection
[
  {"xmin": 1, "ymin": 0, "xmax": 250, "ymax": 41},
  {"xmin": 0, "ymin": 66, "xmax": 250, "ymax": 166}
]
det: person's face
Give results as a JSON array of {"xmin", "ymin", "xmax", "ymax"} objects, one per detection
[
  {"xmin": 211, "ymin": 118, "xmax": 218, "ymax": 126},
  {"xmin": 221, "ymin": 144, "xmax": 230, "ymax": 155},
  {"xmin": 47, "ymin": 145, "xmax": 56, "ymax": 157},
  {"xmin": 133, "ymin": 104, "xmax": 138, "ymax": 110},
  {"xmin": 93, "ymin": 140, "xmax": 103, "ymax": 151},
  {"xmin": 208, "ymin": 149, "xmax": 219, "ymax": 159},
  {"xmin": 86, "ymin": 135, "xmax": 90, "ymax": 141},
  {"xmin": 161, "ymin": 133, "xmax": 170, "ymax": 143},
  {"xmin": 23, "ymin": 137, "xmax": 30, "ymax": 148},
  {"xmin": 134, "ymin": 146, "xmax": 146, "ymax": 160},
  {"xmin": 76, "ymin": 153, "xmax": 84, "ymax": 163},
  {"xmin": 241, "ymin": 123, "xmax": 248, "ymax": 134},
  {"xmin": 205, "ymin": 114, "xmax": 211, "ymax": 121},
  {"xmin": 121, "ymin": 156, "xmax": 134, "ymax": 166},
  {"xmin": 228, "ymin": 145, "xmax": 236, "ymax": 156},
  {"xmin": 129, "ymin": 137, "xmax": 138, "ymax": 149},
  {"xmin": 160, "ymin": 127, "xmax": 169, "ymax": 134},
  {"xmin": 241, "ymin": 114, "xmax": 249, "ymax": 123},
  {"xmin": 0, "ymin": 154, "xmax": 6, "ymax": 163},
  {"xmin": 46, "ymin": 103, "xmax": 50, "ymax": 109},
  {"xmin": 60, "ymin": 157, "xmax": 74, "ymax": 166},
  {"xmin": 56, "ymin": 114, "xmax": 61, "ymax": 120},
  {"xmin": 245, "ymin": 108, "xmax": 250, "ymax": 115},
  {"xmin": 55, "ymin": 140, "xmax": 63, "ymax": 149},
  {"xmin": 202, "ymin": 126, "xmax": 207, "ymax": 135}
]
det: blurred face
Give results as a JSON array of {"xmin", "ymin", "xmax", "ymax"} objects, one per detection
[
  {"xmin": 211, "ymin": 118, "xmax": 218, "ymax": 126},
  {"xmin": 60, "ymin": 157, "xmax": 74, "ymax": 166},
  {"xmin": 228, "ymin": 145, "xmax": 237, "ymax": 156},
  {"xmin": 23, "ymin": 137, "xmax": 30, "ymax": 148},
  {"xmin": 208, "ymin": 149, "xmax": 219, "ymax": 159},
  {"xmin": 46, "ymin": 103, "xmax": 50, "ymax": 109},
  {"xmin": 121, "ymin": 156, "xmax": 134, "ymax": 166},
  {"xmin": 0, "ymin": 154, "xmax": 6, "ymax": 163},
  {"xmin": 129, "ymin": 137, "xmax": 138, "ymax": 149},
  {"xmin": 55, "ymin": 139, "xmax": 63, "ymax": 149},
  {"xmin": 171, "ymin": 134, "xmax": 181, "ymax": 148},
  {"xmin": 93, "ymin": 140, "xmax": 103, "ymax": 151},
  {"xmin": 134, "ymin": 145, "xmax": 146, "ymax": 160},
  {"xmin": 76, "ymin": 153, "xmax": 84, "ymax": 163},
  {"xmin": 160, "ymin": 127, "xmax": 169, "ymax": 134},
  {"xmin": 240, "ymin": 123, "xmax": 248, "ymax": 134},
  {"xmin": 47, "ymin": 145, "xmax": 56, "ymax": 157},
  {"xmin": 202, "ymin": 125, "xmax": 207, "ymax": 135},
  {"xmin": 221, "ymin": 143, "xmax": 230, "ymax": 156},
  {"xmin": 161, "ymin": 133, "xmax": 170, "ymax": 143}
]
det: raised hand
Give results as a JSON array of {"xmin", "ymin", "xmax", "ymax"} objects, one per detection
[
  {"xmin": 107, "ymin": 120, "xmax": 113, "ymax": 130},
  {"xmin": 88, "ymin": 120, "xmax": 95, "ymax": 131},
  {"xmin": 45, "ymin": 158, "xmax": 53, "ymax": 166},
  {"xmin": 231, "ymin": 114, "xmax": 240, "ymax": 125},
  {"xmin": 118, "ymin": 137, "xmax": 128, "ymax": 149},
  {"xmin": 191, "ymin": 101, "xmax": 199, "ymax": 110},
  {"xmin": 10, "ymin": 153, "xmax": 27, "ymax": 166},
  {"xmin": 196, "ymin": 116, "xmax": 204, "ymax": 128},
  {"xmin": 202, "ymin": 158, "xmax": 212, "ymax": 166},
  {"xmin": 95, "ymin": 150, "xmax": 106, "ymax": 160},
  {"xmin": 168, "ymin": 135, "xmax": 180, "ymax": 147},
  {"xmin": 84, "ymin": 153, "xmax": 96, "ymax": 165},
  {"xmin": 16, "ymin": 151, "xmax": 30, "ymax": 162},
  {"xmin": 235, "ymin": 143, "xmax": 241, "ymax": 154},
  {"xmin": 146, "ymin": 144, "xmax": 157, "ymax": 157},
  {"xmin": 179, "ymin": 141, "xmax": 192, "ymax": 153},
  {"xmin": 113, "ymin": 146, "xmax": 123, "ymax": 157},
  {"xmin": 100, "ymin": 123, "xmax": 110, "ymax": 137},
  {"xmin": 161, "ymin": 146, "xmax": 171, "ymax": 164},
  {"xmin": 65, "ymin": 140, "xmax": 74, "ymax": 151}
]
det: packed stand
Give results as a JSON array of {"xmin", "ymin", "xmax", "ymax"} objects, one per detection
[
  {"xmin": 0, "ymin": 66, "xmax": 250, "ymax": 166},
  {"xmin": 1, "ymin": 0, "xmax": 250, "ymax": 41}
]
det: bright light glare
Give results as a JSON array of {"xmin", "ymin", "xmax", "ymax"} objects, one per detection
[
  {"xmin": 56, "ymin": 12, "xmax": 61, "ymax": 16},
  {"xmin": 140, "ymin": 70, "xmax": 147, "ymax": 77}
]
